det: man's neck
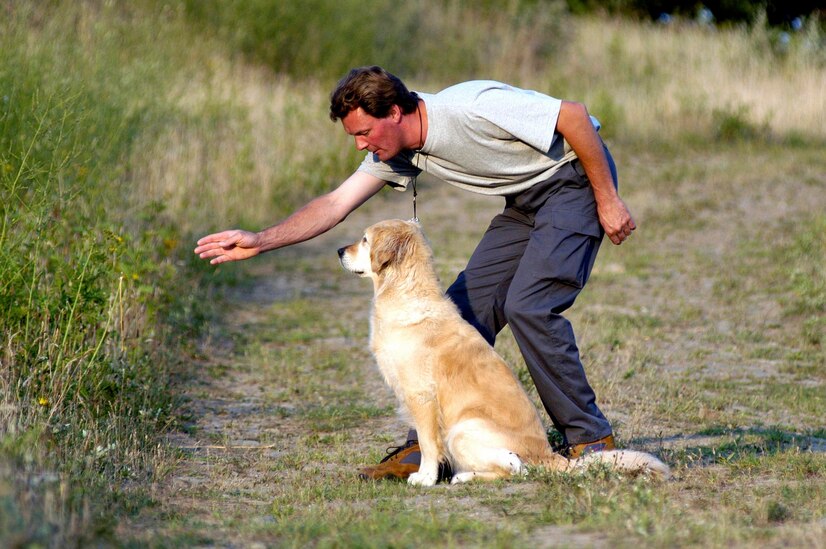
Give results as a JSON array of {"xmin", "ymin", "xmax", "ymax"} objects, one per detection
[{"xmin": 403, "ymin": 99, "xmax": 428, "ymax": 151}]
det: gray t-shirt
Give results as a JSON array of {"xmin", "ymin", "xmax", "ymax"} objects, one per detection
[{"xmin": 356, "ymin": 80, "xmax": 600, "ymax": 196}]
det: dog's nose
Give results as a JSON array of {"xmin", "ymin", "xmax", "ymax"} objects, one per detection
[{"xmin": 337, "ymin": 247, "xmax": 345, "ymax": 258}]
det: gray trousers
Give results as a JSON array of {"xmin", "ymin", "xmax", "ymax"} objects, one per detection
[{"xmin": 445, "ymin": 151, "xmax": 617, "ymax": 445}]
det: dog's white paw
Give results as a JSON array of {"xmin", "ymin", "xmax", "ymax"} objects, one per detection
[
  {"xmin": 407, "ymin": 470, "xmax": 438, "ymax": 487},
  {"xmin": 498, "ymin": 451, "xmax": 526, "ymax": 475},
  {"xmin": 450, "ymin": 472, "xmax": 477, "ymax": 484}
]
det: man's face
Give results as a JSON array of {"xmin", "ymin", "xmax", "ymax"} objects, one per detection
[{"xmin": 341, "ymin": 106, "xmax": 404, "ymax": 162}]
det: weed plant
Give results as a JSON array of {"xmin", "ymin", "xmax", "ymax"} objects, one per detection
[{"xmin": 0, "ymin": 2, "xmax": 207, "ymax": 544}]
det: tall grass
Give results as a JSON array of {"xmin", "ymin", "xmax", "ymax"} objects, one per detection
[
  {"xmin": 177, "ymin": 0, "xmax": 824, "ymax": 146},
  {"xmin": 557, "ymin": 16, "xmax": 826, "ymax": 144},
  {"xmin": 0, "ymin": 2, "xmax": 207, "ymax": 544},
  {"xmin": 134, "ymin": 2, "xmax": 825, "ymax": 237}
]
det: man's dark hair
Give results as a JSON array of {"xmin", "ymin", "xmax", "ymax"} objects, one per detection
[{"xmin": 329, "ymin": 66, "xmax": 419, "ymax": 121}]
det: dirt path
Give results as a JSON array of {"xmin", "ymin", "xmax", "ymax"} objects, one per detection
[{"xmin": 126, "ymin": 184, "xmax": 519, "ymax": 545}]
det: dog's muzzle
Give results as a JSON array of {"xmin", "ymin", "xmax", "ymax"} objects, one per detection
[{"xmin": 338, "ymin": 247, "xmax": 364, "ymax": 275}]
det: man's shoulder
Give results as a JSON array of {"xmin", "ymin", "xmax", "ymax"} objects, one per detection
[
  {"xmin": 427, "ymin": 81, "xmax": 557, "ymax": 111},
  {"xmin": 432, "ymin": 80, "xmax": 510, "ymax": 101}
]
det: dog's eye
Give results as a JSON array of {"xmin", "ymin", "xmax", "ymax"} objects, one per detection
[{"xmin": 362, "ymin": 236, "xmax": 368, "ymax": 244}]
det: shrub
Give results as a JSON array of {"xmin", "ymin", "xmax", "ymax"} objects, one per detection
[
  {"xmin": 0, "ymin": 3, "xmax": 200, "ymax": 543},
  {"xmin": 181, "ymin": 0, "xmax": 571, "ymax": 81}
]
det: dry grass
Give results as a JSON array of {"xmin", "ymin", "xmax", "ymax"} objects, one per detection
[
  {"xmin": 119, "ymin": 145, "xmax": 825, "ymax": 545},
  {"xmin": 124, "ymin": 14, "xmax": 826, "ymax": 238},
  {"xmin": 118, "ymin": 14, "xmax": 824, "ymax": 545},
  {"xmin": 546, "ymin": 18, "xmax": 826, "ymax": 143},
  {"xmin": 130, "ymin": 62, "xmax": 359, "ymax": 235}
]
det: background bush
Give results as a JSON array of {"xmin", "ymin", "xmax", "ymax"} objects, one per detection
[
  {"xmin": 181, "ymin": 0, "xmax": 570, "ymax": 81},
  {"xmin": 568, "ymin": 0, "xmax": 822, "ymax": 26}
]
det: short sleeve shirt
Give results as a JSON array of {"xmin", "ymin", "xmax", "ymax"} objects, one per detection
[{"xmin": 356, "ymin": 80, "xmax": 599, "ymax": 196}]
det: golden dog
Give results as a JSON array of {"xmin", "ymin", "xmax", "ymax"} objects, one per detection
[{"xmin": 338, "ymin": 219, "xmax": 670, "ymax": 486}]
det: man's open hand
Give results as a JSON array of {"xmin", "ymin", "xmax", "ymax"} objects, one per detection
[{"xmin": 194, "ymin": 230, "xmax": 262, "ymax": 265}]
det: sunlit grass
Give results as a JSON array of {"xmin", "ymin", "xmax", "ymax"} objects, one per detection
[{"xmin": 558, "ymin": 17, "xmax": 826, "ymax": 143}]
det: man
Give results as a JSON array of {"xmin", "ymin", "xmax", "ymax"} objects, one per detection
[{"xmin": 195, "ymin": 66, "xmax": 636, "ymax": 481}]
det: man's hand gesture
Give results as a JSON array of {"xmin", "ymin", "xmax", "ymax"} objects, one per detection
[{"xmin": 194, "ymin": 230, "xmax": 262, "ymax": 265}]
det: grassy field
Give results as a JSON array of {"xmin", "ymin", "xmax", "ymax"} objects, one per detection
[
  {"xmin": 1, "ymin": 1, "xmax": 824, "ymax": 547},
  {"xmin": 117, "ymin": 141, "xmax": 825, "ymax": 548}
]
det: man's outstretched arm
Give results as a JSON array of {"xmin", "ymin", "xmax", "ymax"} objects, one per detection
[{"xmin": 194, "ymin": 171, "xmax": 386, "ymax": 265}]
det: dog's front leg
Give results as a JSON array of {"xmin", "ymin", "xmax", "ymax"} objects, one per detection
[{"xmin": 405, "ymin": 394, "xmax": 443, "ymax": 487}]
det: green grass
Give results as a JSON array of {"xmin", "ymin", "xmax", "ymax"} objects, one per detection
[
  {"xmin": 121, "ymin": 141, "xmax": 824, "ymax": 545},
  {"xmin": 0, "ymin": 2, "xmax": 218, "ymax": 544}
]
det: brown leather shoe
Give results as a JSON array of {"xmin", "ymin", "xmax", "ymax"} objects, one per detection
[
  {"xmin": 359, "ymin": 439, "xmax": 454, "ymax": 481},
  {"xmin": 359, "ymin": 440, "xmax": 422, "ymax": 480},
  {"xmin": 565, "ymin": 434, "xmax": 616, "ymax": 459}
]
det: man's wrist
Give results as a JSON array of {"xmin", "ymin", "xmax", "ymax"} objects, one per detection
[{"xmin": 254, "ymin": 229, "xmax": 274, "ymax": 253}]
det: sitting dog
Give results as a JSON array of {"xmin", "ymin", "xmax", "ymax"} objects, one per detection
[{"xmin": 338, "ymin": 219, "xmax": 670, "ymax": 486}]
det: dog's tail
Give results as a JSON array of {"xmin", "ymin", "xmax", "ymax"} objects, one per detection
[
  {"xmin": 571, "ymin": 449, "xmax": 671, "ymax": 479},
  {"xmin": 532, "ymin": 448, "xmax": 670, "ymax": 479}
]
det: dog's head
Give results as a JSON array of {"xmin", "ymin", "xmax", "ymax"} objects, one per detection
[{"xmin": 337, "ymin": 219, "xmax": 430, "ymax": 282}]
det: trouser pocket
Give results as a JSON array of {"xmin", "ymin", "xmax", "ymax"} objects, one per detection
[{"xmin": 531, "ymin": 209, "xmax": 602, "ymax": 289}]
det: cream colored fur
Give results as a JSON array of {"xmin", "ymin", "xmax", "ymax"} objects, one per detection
[{"xmin": 338, "ymin": 219, "xmax": 670, "ymax": 486}]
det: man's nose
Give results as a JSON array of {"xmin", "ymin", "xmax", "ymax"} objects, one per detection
[{"xmin": 354, "ymin": 136, "xmax": 368, "ymax": 150}]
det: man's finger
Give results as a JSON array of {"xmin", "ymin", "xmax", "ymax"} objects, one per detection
[
  {"xmin": 197, "ymin": 246, "xmax": 222, "ymax": 259},
  {"xmin": 197, "ymin": 230, "xmax": 242, "ymax": 246},
  {"xmin": 194, "ymin": 241, "xmax": 225, "ymax": 255},
  {"xmin": 218, "ymin": 233, "xmax": 242, "ymax": 249},
  {"xmin": 196, "ymin": 233, "xmax": 225, "ymax": 246}
]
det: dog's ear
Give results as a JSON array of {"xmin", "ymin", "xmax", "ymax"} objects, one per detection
[{"xmin": 370, "ymin": 226, "xmax": 414, "ymax": 274}]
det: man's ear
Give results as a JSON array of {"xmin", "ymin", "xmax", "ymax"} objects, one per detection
[{"xmin": 389, "ymin": 104, "xmax": 402, "ymax": 122}]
